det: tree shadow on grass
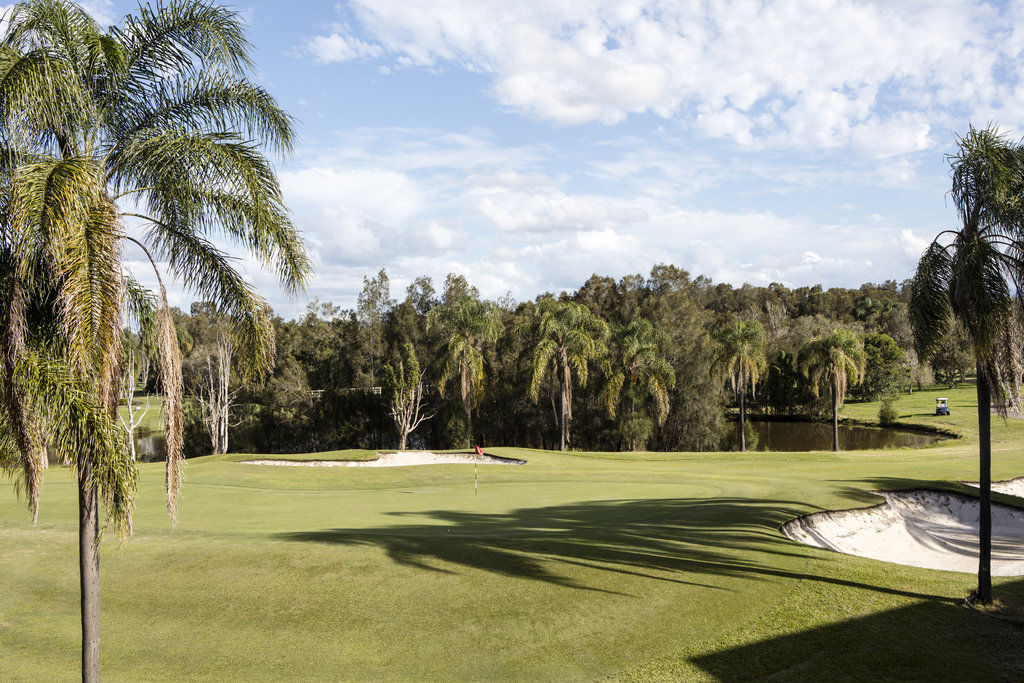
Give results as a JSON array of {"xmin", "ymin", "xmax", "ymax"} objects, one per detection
[
  {"xmin": 688, "ymin": 578, "xmax": 1024, "ymax": 681},
  {"xmin": 279, "ymin": 496, "xmax": 957, "ymax": 601}
]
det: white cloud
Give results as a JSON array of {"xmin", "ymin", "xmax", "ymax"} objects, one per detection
[
  {"xmin": 304, "ymin": 0, "xmax": 1023, "ymax": 156},
  {"xmin": 305, "ymin": 26, "xmax": 384, "ymax": 63},
  {"xmin": 899, "ymin": 229, "xmax": 932, "ymax": 260},
  {"xmin": 261, "ymin": 127, "xmax": 935, "ymax": 312},
  {"xmin": 80, "ymin": 1, "xmax": 115, "ymax": 26}
]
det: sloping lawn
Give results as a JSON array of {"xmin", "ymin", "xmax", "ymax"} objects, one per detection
[{"xmin": 2, "ymin": 385, "xmax": 1024, "ymax": 680}]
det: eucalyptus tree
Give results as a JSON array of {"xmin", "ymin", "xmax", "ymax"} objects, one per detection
[
  {"xmin": 427, "ymin": 293, "xmax": 500, "ymax": 445},
  {"xmin": 383, "ymin": 342, "xmax": 432, "ymax": 450},
  {"xmin": 528, "ymin": 299, "xmax": 609, "ymax": 451},
  {"xmin": 0, "ymin": 1, "xmax": 308, "ymax": 679},
  {"xmin": 714, "ymin": 320, "xmax": 767, "ymax": 451},
  {"xmin": 910, "ymin": 125, "xmax": 1024, "ymax": 604},
  {"xmin": 357, "ymin": 268, "xmax": 393, "ymax": 385},
  {"xmin": 602, "ymin": 318, "xmax": 675, "ymax": 450},
  {"xmin": 193, "ymin": 331, "xmax": 239, "ymax": 455},
  {"xmin": 799, "ymin": 328, "xmax": 865, "ymax": 451},
  {"xmin": 118, "ymin": 335, "xmax": 153, "ymax": 462}
]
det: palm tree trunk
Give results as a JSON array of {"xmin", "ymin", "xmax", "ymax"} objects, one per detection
[
  {"xmin": 739, "ymin": 387, "xmax": 746, "ymax": 452},
  {"xmin": 79, "ymin": 465, "xmax": 100, "ymax": 683},
  {"xmin": 976, "ymin": 365, "xmax": 993, "ymax": 603},
  {"xmin": 461, "ymin": 362, "xmax": 473, "ymax": 447},
  {"xmin": 831, "ymin": 383, "xmax": 839, "ymax": 452},
  {"xmin": 560, "ymin": 359, "xmax": 570, "ymax": 452}
]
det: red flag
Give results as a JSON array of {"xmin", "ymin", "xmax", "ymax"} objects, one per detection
[{"xmin": 474, "ymin": 445, "xmax": 484, "ymax": 456}]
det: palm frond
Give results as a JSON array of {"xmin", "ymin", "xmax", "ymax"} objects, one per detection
[{"xmin": 909, "ymin": 239, "xmax": 953, "ymax": 359}]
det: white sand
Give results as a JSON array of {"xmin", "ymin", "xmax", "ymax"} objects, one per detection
[
  {"xmin": 241, "ymin": 451, "xmax": 525, "ymax": 468},
  {"xmin": 781, "ymin": 489, "xmax": 1024, "ymax": 575},
  {"xmin": 962, "ymin": 477, "xmax": 1024, "ymax": 499}
]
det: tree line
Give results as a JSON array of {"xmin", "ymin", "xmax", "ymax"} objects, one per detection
[{"xmin": 142, "ymin": 265, "xmax": 998, "ymax": 458}]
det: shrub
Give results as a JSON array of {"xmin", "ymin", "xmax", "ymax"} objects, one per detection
[{"xmin": 879, "ymin": 399, "xmax": 899, "ymax": 426}]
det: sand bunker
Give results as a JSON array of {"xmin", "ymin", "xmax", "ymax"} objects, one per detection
[
  {"xmin": 962, "ymin": 477, "xmax": 1024, "ymax": 499},
  {"xmin": 781, "ymin": 489, "xmax": 1024, "ymax": 575},
  {"xmin": 241, "ymin": 451, "xmax": 525, "ymax": 468}
]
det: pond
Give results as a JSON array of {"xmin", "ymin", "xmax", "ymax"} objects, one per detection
[
  {"xmin": 746, "ymin": 420, "xmax": 944, "ymax": 451},
  {"xmin": 134, "ymin": 433, "xmax": 167, "ymax": 462},
  {"xmin": 129, "ymin": 423, "xmax": 944, "ymax": 458}
]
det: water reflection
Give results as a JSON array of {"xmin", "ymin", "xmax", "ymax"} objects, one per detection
[
  {"xmin": 748, "ymin": 421, "xmax": 943, "ymax": 451},
  {"xmin": 134, "ymin": 433, "xmax": 167, "ymax": 462},
  {"xmin": 129, "ymin": 423, "xmax": 942, "ymax": 458}
]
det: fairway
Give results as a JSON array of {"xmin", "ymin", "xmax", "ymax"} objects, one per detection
[{"xmin": 4, "ymin": 386, "xmax": 1024, "ymax": 680}]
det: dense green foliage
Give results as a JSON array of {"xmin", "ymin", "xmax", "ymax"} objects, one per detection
[
  {"xmin": 527, "ymin": 299, "xmax": 610, "ymax": 451},
  {"xmin": 800, "ymin": 328, "xmax": 867, "ymax": 451},
  {"xmin": 862, "ymin": 332, "xmax": 909, "ymax": 400},
  {"xmin": 155, "ymin": 266, "xmax": 990, "ymax": 456},
  {"xmin": 714, "ymin": 320, "xmax": 767, "ymax": 451}
]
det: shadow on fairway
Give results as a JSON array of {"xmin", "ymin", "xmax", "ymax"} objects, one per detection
[
  {"xmin": 280, "ymin": 496, "xmax": 955, "ymax": 600},
  {"xmin": 689, "ymin": 578, "xmax": 1024, "ymax": 680}
]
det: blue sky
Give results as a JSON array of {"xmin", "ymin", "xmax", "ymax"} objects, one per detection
[{"xmin": 88, "ymin": 0, "xmax": 1024, "ymax": 315}]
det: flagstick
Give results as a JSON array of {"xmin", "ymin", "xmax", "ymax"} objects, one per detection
[{"xmin": 474, "ymin": 462, "xmax": 478, "ymax": 496}]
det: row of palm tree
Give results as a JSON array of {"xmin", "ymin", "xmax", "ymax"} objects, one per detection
[
  {"xmin": 715, "ymin": 320, "xmax": 865, "ymax": 452},
  {"xmin": 428, "ymin": 296, "xmax": 676, "ymax": 451}
]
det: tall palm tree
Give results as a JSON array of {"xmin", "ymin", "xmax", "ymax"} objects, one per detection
[
  {"xmin": 528, "ymin": 299, "xmax": 609, "ymax": 451},
  {"xmin": 714, "ymin": 320, "xmax": 767, "ymax": 451},
  {"xmin": 910, "ymin": 125, "xmax": 1024, "ymax": 605},
  {"xmin": 0, "ymin": 2, "xmax": 309, "ymax": 680},
  {"xmin": 427, "ymin": 294, "xmax": 500, "ymax": 445},
  {"xmin": 799, "ymin": 328, "xmax": 865, "ymax": 452},
  {"xmin": 602, "ymin": 318, "xmax": 675, "ymax": 450}
]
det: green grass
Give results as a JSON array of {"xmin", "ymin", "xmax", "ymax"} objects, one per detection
[
  {"xmin": 229, "ymin": 449, "xmax": 379, "ymax": 462},
  {"xmin": 117, "ymin": 394, "xmax": 164, "ymax": 435},
  {"xmin": 4, "ymin": 384, "xmax": 1024, "ymax": 680},
  {"xmin": 841, "ymin": 383, "xmax": 975, "ymax": 437}
]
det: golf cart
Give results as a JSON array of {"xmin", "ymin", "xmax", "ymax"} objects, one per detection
[{"xmin": 935, "ymin": 397, "xmax": 950, "ymax": 416}]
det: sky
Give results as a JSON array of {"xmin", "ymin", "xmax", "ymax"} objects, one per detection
[{"xmin": 87, "ymin": 0, "xmax": 1024, "ymax": 315}]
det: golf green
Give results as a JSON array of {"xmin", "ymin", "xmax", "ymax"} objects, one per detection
[{"xmin": 3, "ymin": 385, "xmax": 1024, "ymax": 680}]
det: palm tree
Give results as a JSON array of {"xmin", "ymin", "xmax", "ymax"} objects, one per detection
[
  {"xmin": 714, "ymin": 320, "xmax": 767, "ymax": 451},
  {"xmin": 799, "ymin": 328, "xmax": 865, "ymax": 452},
  {"xmin": 427, "ymin": 294, "xmax": 500, "ymax": 445},
  {"xmin": 910, "ymin": 125, "xmax": 1024, "ymax": 605},
  {"xmin": 528, "ymin": 299, "xmax": 609, "ymax": 451},
  {"xmin": 0, "ymin": 2, "xmax": 308, "ymax": 679},
  {"xmin": 602, "ymin": 318, "xmax": 675, "ymax": 450}
]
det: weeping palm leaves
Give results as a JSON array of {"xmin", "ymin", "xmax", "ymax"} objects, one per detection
[
  {"xmin": 528, "ymin": 299, "xmax": 609, "ymax": 451},
  {"xmin": 0, "ymin": 2, "xmax": 308, "ymax": 679},
  {"xmin": 602, "ymin": 318, "xmax": 675, "ymax": 451},
  {"xmin": 714, "ymin": 320, "xmax": 767, "ymax": 452},
  {"xmin": 799, "ymin": 328, "xmax": 865, "ymax": 452},
  {"xmin": 427, "ymin": 295, "xmax": 500, "ymax": 444},
  {"xmin": 909, "ymin": 125, "xmax": 1024, "ymax": 604}
]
